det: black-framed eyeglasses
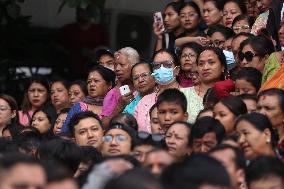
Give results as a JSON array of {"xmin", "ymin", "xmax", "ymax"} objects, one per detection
[
  {"xmin": 238, "ymin": 51, "xmax": 259, "ymax": 62},
  {"xmin": 151, "ymin": 60, "xmax": 174, "ymax": 70},
  {"xmin": 181, "ymin": 53, "xmax": 196, "ymax": 59},
  {"xmin": 137, "ymin": 131, "xmax": 164, "ymax": 142}
]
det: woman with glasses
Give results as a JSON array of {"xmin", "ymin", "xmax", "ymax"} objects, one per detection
[
  {"xmin": 232, "ymin": 15, "xmax": 254, "ymax": 34},
  {"xmin": 165, "ymin": 121, "xmax": 191, "ymax": 161},
  {"xmin": 0, "ymin": 94, "xmax": 18, "ymax": 137},
  {"xmin": 101, "ymin": 124, "xmax": 137, "ymax": 157},
  {"xmin": 177, "ymin": 42, "xmax": 203, "ymax": 87},
  {"xmin": 134, "ymin": 49, "xmax": 180, "ymax": 133},
  {"xmin": 181, "ymin": 47, "xmax": 227, "ymax": 123},
  {"xmin": 239, "ymin": 35, "xmax": 275, "ymax": 73},
  {"xmin": 175, "ymin": 2, "xmax": 208, "ymax": 47}
]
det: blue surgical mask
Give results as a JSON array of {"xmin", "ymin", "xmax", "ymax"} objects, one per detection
[
  {"xmin": 223, "ymin": 50, "xmax": 235, "ymax": 70},
  {"xmin": 151, "ymin": 66, "xmax": 174, "ymax": 85}
]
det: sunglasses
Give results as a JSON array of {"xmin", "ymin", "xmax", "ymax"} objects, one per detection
[
  {"xmin": 151, "ymin": 60, "xmax": 174, "ymax": 70},
  {"xmin": 138, "ymin": 131, "xmax": 164, "ymax": 142},
  {"xmin": 238, "ymin": 51, "xmax": 259, "ymax": 62}
]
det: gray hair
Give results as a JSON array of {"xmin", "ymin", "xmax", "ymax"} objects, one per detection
[{"xmin": 116, "ymin": 47, "xmax": 140, "ymax": 65}]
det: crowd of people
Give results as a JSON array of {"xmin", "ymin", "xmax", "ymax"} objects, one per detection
[{"xmin": 1, "ymin": 0, "xmax": 284, "ymax": 188}]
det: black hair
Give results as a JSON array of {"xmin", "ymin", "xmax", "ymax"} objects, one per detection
[
  {"xmin": 246, "ymin": 156, "xmax": 284, "ymax": 187},
  {"xmin": 179, "ymin": 2, "xmax": 201, "ymax": 17},
  {"xmin": 235, "ymin": 113, "xmax": 279, "ymax": 147},
  {"xmin": 236, "ymin": 67, "xmax": 262, "ymax": 92},
  {"xmin": 222, "ymin": 0, "xmax": 247, "ymax": 15},
  {"xmin": 88, "ymin": 65, "xmax": 116, "ymax": 88},
  {"xmin": 232, "ymin": 14, "xmax": 255, "ymax": 28},
  {"xmin": 2, "ymin": 122, "xmax": 23, "ymax": 140},
  {"xmin": 153, "ymin": 49, "xmax": 180, "ymax": 66},
  {"xmin": 104, "ymin": 168, "xmax": 163, "ymax": 189},
  {"xmin": 179, "ymin": 42, "xmax": 203, "ymax": 58},
  {"xmin": 0, "ymin": 153, "xmax": 41, "ymax": 171},
  {"xmin": 161, "ymin": 154, "xmax": 231, "ymax": 189},
  {"xmin": 109, "ymin": 113, "xmax": 138, "ymax": 131},
  {"xmin": 156, "ymin": 88, "xmax": 187, "ymax": 113},
  {"xmin": 207, "ymin": 24, "xmax": 236, "ymax": 39},
  {"xmin": 197, "ymin": 47, "xmax": 228, "ymax": 80},
  {"xmin": 204, "ymin": 0, "xmax": 223, "ymax": 10},
  {"xmin": 203, "ymin": 88, "xmax": 219, "ymax": 108},
  {"xmin": 69, "ymin": 80, "xmax": 88, "ymax": 97},
  {"xmin": 0, "ymin": 138, "xmax": 19, "ymax": 154},
  {"xmin": 238, "ymin": 93, "xmax": 257, "ymax": 102},
  {"xmin": 232, "ymin": 31, "xmax": 254, "ymax": 41},
  {"xmin": 258, "ymin": 88, "xmax": 284, "ymax": 113},
  {"xmin": 240, "ymin": 35, "xmax": 275, "ymax": 58},
  {"xmin": 80, "ymin": 146, "xmax": 103, "ymax": 165},
  {"xmin": 51, "ymin": 77, "xmax": 70, "ymax": 91},
  {"xmin": 209, "ymin": 144, "xmax": 246, "ymax": 169},
  {"xmin": 68, "ymin": 111, "xmax": 102, "ymax": 136},
  {"xmin": 197, "ymin": 106, "xmax": 213, "ymax": 119},
  {"xmin": 37, "ymin": 138, "xmax": 82, "ymax": 174},
  {"xmin": 164, "ymin": 1, "xmax": 183, "ymax": 14},
  {"xmin": 217, "ymin": 96, "xmax": 248, "ymax": 116},
  {"xmin": 131, "ymin": 61, "xmax": 153, "ymax": 79},
  {"xmin": 190, "ymin": 116, "xmax": 225, "ymax": 146}
]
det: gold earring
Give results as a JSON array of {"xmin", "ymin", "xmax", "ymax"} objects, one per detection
[{"xmin": 266, "ymin": 138, "xmax": 271, "ymax": 143}]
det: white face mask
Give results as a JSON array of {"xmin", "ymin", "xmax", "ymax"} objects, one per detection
[{"xmin": 223, "ymin": 50, "xmax": 235, "ymax": 70}]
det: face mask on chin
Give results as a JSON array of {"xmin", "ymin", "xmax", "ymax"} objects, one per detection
[{"xmin": 151, "ymin": 66, "xmax": 175, "ymax": 85}]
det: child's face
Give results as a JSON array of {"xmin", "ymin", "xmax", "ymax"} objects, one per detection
[
  {"xmin": 157, "ymin": 102, "xmax": 188, "ymax": 133},
  {"xmin": 150, "ymin": 107, "xmax": 163, "ymax": 134},
  {"xmin": 235, "ymin": 79, "xmax": 257, "ymax": 95}
]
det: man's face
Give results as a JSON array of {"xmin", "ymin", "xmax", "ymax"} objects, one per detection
[
  {"xmin": 0, "ymin": 163, "xmax": 46, "ymax": 189},
  {"xmin": 192, "ymin": 132, "xmax": 218, "ymax": 153},
  {"xmin": 210, "ymin": 149, "xmax": 244, "ymax": 188}
]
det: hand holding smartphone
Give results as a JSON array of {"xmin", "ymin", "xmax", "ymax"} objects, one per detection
[
  {"xmin": 153, "ymin": 12, "xmax": 165, "ymax": 33},
  {"xmin": 119, "ymin": 85, "xmax": 131, "ymax": 96}
]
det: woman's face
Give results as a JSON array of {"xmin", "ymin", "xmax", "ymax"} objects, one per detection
[
  {"xmin": 257, "ymin": 95, "xmax": 284, "ymax": 129},
  {"xmin": 101, "ymin": 129, "xmax": 132, "ymax": 156},
  {"xmin": 153, "ymin": 51, "xmax": 179, "ymax": 79},
  {"xmin": 132, "ymin": 64, "xmax": 155, "ymax": 97},
  {"xmin": 223, "ymin": 2, "xmax": 242, "ymax": 28},
  {"xmin": 235, "ymin": 79, "xmax": 257, "ymax": 95},
  {"xmin": 210, "ymin": 32, "xmax": 226, "ymax": 49},
  {"xmin": 165, "ymin": 123, "xmax": 191, "ymax": 158},
  {"xmin": 180, "ymin": 47, "xmax": 198, "ymax": 73},
  {"xmin": 197, "ymin": 50, "xmax": 224, "ymax": 84},
  {"xmin": 232, "ymin": 19, "xmax": 251, "ymax": 34},
  {"xmin": 69, "ymin": 84, "xmax": 86, "ymax": 106},
  {"xmin": 28, "ymin": 82, "xmax": 48, "ymax": 110},
  {"xmin": 236, "ymin": 120, "xmax": 270, "ymax": 160},
  {"xmin": 31, "ymin": 111, "xmax": 51, "ymax": 134},
  {"xmin": 203, "ymin": 1, "xmax": 222, "ymax": 26},
  {"xmin": 278, "ymin": 18, "xmax": 284, "ymax": 46},
  {"xmin": 53, "ymin": 112, "xmax": 68, "ymax": 135},
  {"xmin": 51, "ymin": 82, "xmax": 69, "ymax": 111},
  {"xmin": 240, "ymin": 44, "xmax": 265, "ymax": 72},
  {"xmin": 213, "ymin": 102, "xmax": 235, "ymax": 134},
  {"xmin": 164, "ymin": 5, "xmax": 180, "ymax": 32},
  {"xmin": 0, "ymin": 99, "xmax": 15, "ymax": 128},
  {"xmin": 256, "ymin": 0, "xmax": 272, "ymax": 13},
  {"xmin": 114, "ymin": 53, "xmax": 133, "ymax": 83},
  {"xmin": 150, "ymin": 107, "xmax": 163, "ymax": 134},
  {"xmin": 179, "ymin": 5, "xmax": 200, "ymax": 31},
  {"xmin": 87, "ymin": 71, "xmax": 112, "ymax": 98}
]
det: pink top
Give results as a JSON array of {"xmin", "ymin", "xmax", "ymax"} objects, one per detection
[
  {"xmin": 18, "ymin": 110, "xmax": 33, "ymax": 126},
  {"xmin": 101, "ymin": 88, "xmax": 120, "ymax": 117},
  {"xmin": 134, "ymin": 92, "xmax": 157, "ymax": 133}
]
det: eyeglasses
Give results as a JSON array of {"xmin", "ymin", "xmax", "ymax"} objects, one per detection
[
  {"xmin": 180, "ymin": 12, "xmax": 198, "ymax": 19},
  {"xmin": 233, "ymin": 25, "xmax": 250, "ymax": 32},
  {"xmin": 181, "ymin": 53, "xmax": 196, "ymax": 59},
  {"xmin": 133, "ymin": 72, "xmax": 152, "ymax": 81},
  {"xmin": 138, "ymin": 131, "xmax": 164, "ymax": 141},
  {"xmin": 103, "ymin": 134, "xmax": 128, "ymax": 143},
  {"xmin": 211, "ymin": 40, "xmax": 225, "ymax": 48},
  {"xmin": 0, "ymin": 106, "xmax": 11, "ymax": 112},
  {"xmin": 151, "ymin": 60, "xmax": 174, "ymax": 70},
  {"xmin": 238, "ymin": 51, "xmax": 259, "ymax": 62}
]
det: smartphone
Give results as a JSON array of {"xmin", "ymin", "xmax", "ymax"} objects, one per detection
[
  {"xmin": 153, "ymin": 12, "xmax": 165, "ymax": 32},
  {"xmin": 119, "ymin": 85, "xmax": 130, "ymax": 96}
]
